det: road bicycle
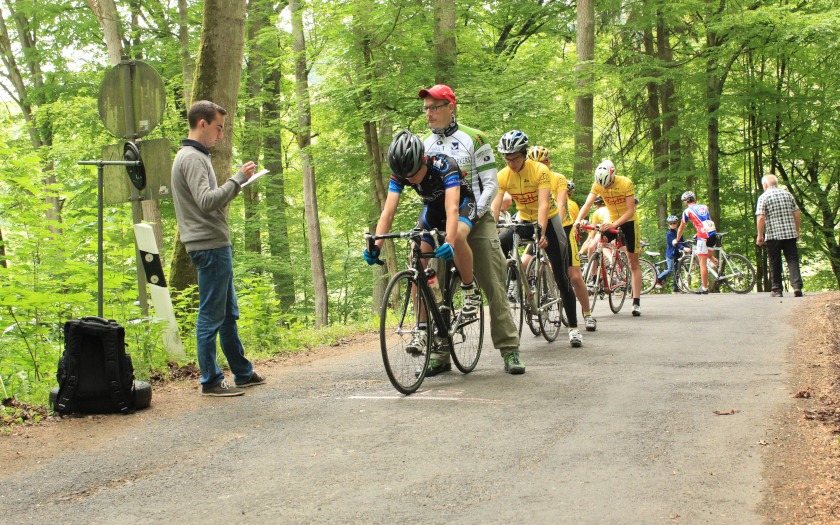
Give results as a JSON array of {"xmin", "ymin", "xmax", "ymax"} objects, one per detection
[
  {"xmin": 496, "ymin": 222, "xmax": 564, "ymax": 342},
  {"xmin": 579, "ymin": 224, "xmax": 630, "ymax": 313},
  {"xmin": 365, "ymin": 229, "xmax": 484, "ymax": 394},
  {"xmin": 638, "ymin": 242, "xmax": 660, "ymax": 295},
  {"xmin": 639, "ymin": 241, "xmax": 693, "ymax": 294},
  {"xmin": 677, "ymin": 232, "xmax": 756, "ymax": 294}
]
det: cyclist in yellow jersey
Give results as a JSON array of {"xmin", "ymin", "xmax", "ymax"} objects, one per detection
[
  {"xmin": 527, "ymin": 146, "xmax": 596, "ymax": 332},
  {"xmin": 491, "ymin": 132, "xmax": 583, "ymax": 347},
  {"xmin": 573, "ymin": 160, "xmax": 644, "ymax": 317}
]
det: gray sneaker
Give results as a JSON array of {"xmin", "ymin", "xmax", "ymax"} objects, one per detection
[
  {"xmin": 584, "ymin": 315, "xmax": 597, "ymax": 332},
  {"xmin": 569, "ymin": 329, "xmax": 583, "ymax": 347},
  {"xmin": 235, "ymin": 372, "xmax": 266, "ymax": 388},
  {"xmin": 202, "ymin": 379, "xmax": 245, "ymax": 397},
  {"xmin": 632, "ymin": 304, "xmax": 641, "ymax": 316}
]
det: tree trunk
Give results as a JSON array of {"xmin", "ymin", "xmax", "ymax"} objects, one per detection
[
  {"xmin": 291, "ymin": 0, "xmax": 329, "ymax": 326},
  {"xmin": 169, "ymin": 0, "xmax": 248, "ymax": 292},
  {"xmin": 574, "ymin": 0, "xmax": 594, "ymax": 180},
  {"xmin": 657, "ymin": 15, "xmax": 680, "ymax": 217},
  {"xmin": 177, "ymin": 0, "xmax": 194, "ymax": 108},
  {"xmin": 84, "ymin": 0, "xmax": 122, "ymax": 64},
  {"xmin": 0, "ymin": 6, "xmax": 60, "ymax": 233},
  {"xmin": 433, "ymin": 0, "xmax": 456, "ymax": 85},
  {"xmin": 242, "ymin": 0, "xmax": 266, "ymax": 255},
  {"xmin": 643, "ymin": 23, "xmax": 668, "ymax": 226},
  {"xmin": 0, "ymin": 225, "xmax": 6, "ymax": 268}
]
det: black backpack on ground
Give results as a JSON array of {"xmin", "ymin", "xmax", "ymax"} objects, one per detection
[{"xmin": 54, "ymin": 317, "xmax": 139, "ymax": 415}]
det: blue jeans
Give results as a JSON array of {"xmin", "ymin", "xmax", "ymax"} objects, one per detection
[
  {"xmin": 657, "ymin": 257, "xmax": 680, "ymax": 291},
  {"xmin": 189, "ymin": 246, "xmax": 253, "ymax": 387}
]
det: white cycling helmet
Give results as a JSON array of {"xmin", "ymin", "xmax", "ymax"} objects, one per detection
[
  {"xmin": 666, "ymin": 215, "xmax": 679, "ymax": 222},
  {"xmin": 681, "ymin": 190, "xmax": 696, "ymax": 203},
  {"xmin": 497, "ymin": 130, "xmax": 530, "ymax": 154},
  {"xmin": 594, "ymin": 160, "xmax": 616, "ymax": 187}
]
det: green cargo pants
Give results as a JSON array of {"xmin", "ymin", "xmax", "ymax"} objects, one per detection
[{"xmin": 432, "ymin": 213, "xmax": 521, "ymax": 362}]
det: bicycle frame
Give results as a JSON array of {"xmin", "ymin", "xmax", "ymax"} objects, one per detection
[
  {"xmin": 365, "ymin": 229, "xmax": 475, "ymax": 347},
  {"xmin": 497, "ymin": 222, "xmax": 542, "ymax": 314},
  {"xmin": 580, "ymin": 224, "xmax": 627, "ymax": 295}
]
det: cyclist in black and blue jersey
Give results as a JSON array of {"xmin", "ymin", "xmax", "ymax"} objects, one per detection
[{"xmin": 364, "ymin": 130, "xmax": 480, "ymax": 358}]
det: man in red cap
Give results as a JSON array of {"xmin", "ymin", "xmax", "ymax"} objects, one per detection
[{"xmin": 418, "ymin": 84, "xmax": 525, "ymax": 375}]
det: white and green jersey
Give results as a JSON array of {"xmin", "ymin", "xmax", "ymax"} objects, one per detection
[{"xmin": 423, "ymin": 122, "xmax": 498, "ymax": 218}]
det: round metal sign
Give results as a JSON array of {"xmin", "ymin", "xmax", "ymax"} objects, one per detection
[{"xmin": 98, "ymin": 60, "xmax": 166, "ymax": 140}]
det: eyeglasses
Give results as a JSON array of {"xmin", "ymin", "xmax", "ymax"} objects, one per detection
[{"xmin": 423, "ymin": 102, "xmax": 449, "ymax": 114}]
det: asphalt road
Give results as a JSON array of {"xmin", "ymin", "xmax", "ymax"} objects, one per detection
[{"xmin": 1, "ymin": 292, "xmax": 796, "ymax": 524}]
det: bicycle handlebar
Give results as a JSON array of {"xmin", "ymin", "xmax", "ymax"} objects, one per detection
[{"xmin": 364, "ymin": 229, "xmax": 444, "ymax": 264}]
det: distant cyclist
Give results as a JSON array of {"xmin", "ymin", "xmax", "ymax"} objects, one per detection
[
  {"xmin": 656, "ymin": 215, "xmax": 684, "ymax": 293},
  {"xmin": 364, "ymin": 130, "xmax": 480, "ymax": 354},
  {"xmin": 674, "ymin": 190, "xmax": 717, "ymax": 294},
  {"xmin": 573, "ymin": 160, "xmax": 644, "ymax": 316},
  {"xmin": 527, "ymin": 145, "xmax": 596, "ymax": 332},
  {"xmin": 492, "ymin": 131, "xmax": 584, "ymax": 347}
]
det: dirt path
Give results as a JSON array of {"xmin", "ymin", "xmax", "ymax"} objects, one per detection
[{"xmin": 2, "ymin": 293, "xmax": 839, "ymax": 524}]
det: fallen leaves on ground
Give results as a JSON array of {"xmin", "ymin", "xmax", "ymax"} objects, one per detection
[
  {"xmin": 1, "ymin": 397, "xmax": 48, "ymax": 428},
  {"xmin": 713, "ymin": 409, "xmax": 739, "ymax": 415}
]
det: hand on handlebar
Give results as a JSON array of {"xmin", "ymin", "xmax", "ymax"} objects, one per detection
[
  {"xmin": 435, "ymin": 242, "xmax": 454, "ymax": 262},
  {"xmin": 363, "ymin": 245, "xmax": 383, "ymax": 265},
  {"xmin": 537, "ymin": 236, "xmax": 548, "ymax": 249}
]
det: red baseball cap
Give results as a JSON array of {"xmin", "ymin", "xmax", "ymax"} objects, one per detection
[{"xmin": 418, "ymin": 84, "xmax": 456, "ymax": 104}]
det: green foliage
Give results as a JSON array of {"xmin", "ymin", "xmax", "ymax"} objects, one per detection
[{"xmin": 3, "ymin": 0, "xmax": 840, "ymax": 409}]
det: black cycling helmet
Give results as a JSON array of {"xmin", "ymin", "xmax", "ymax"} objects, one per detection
[
  {"xmin": 594, "ymin": 196, "xmax": 604, "ymax": 205},
  {"xmin": 387, "ymin": 130, "xmax": 425, "ymax": 179},
  {"xmin": 681, "ymin": 190, "xmax": 696, "ymax": 203},
  {"xmin": 497, "ymin": 130, "xmax": 530, "ymax": 154}
]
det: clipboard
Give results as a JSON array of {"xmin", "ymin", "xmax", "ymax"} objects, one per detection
[{"xmin": 241, "ymin": 169, "xmax": 270, "ymax": 187}]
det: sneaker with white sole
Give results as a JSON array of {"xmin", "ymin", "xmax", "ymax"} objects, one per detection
[
  {"xmin": 569, "ymin": 329, "xmax": 583, "ymax": 347},
  {"xmin": 584, "ymin": 315, "xmax": 597, "ymax": 332},
  {"xmin": 632, "ymin": 304, "xmax": 641, "ymax": 316},
  {"xmin": 462, "ymin": 288, "xmax": 482, "ymax": 318},
  {"xmin": 405, "ymin": 331, "xmax": 427, "ymax": 356}
]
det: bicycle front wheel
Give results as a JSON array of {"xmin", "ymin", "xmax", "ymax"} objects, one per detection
[
  {"xmin": 448, "ymin": 273, "xmax": 484, "ymax": 374},
  {"xmin": 583, "ymin": 252, "xmax": 601, "ymax": 314},
  {"xmin": 537, "ymin": 261, "xmax": 563, "ymax": 342},
  {"xmin": 678, "ymin": 256, "xmax": 702, "ymax": 293},
  {"xmin": 639, "ymin": 258, "xmax": 657, "ymax": 295},
  {"xmin": 609, "ymin": 252, "xmax": 630, "ymax": 314},
  {"xmin": 721, "ymin": 253, "xmax": 756, "ymax": 294},
  {"xmin": 380, "ymin": 271, "xmax": 432, "ymax": 394},
  {"xmin": 505, "ymin": 261, "xmax": 524, "ymax": 337},
  {"xmin": 524, "ymin": 257, "xmax": 542, "ymax": 336}
]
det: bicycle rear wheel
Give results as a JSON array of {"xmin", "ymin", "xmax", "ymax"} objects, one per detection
[
  {"xmin": 678, "ymin": 256, "xmax": 702, "ymax": 293},
  {"xmin": 380, "ymin": 271, "xmax": 431, "ymax": 394},
  {"xmin": 583, "ymin": 252, "xmax": 601, "ymax": 314},
  {"xmin": 448, "ymin": 273, "xmax": 484, "ymax": 373},
  {"xmin": 609, "ymin": 252, "xmax": 630, "ymax": 313},
  {"xmin": 639, "ymin": 258, "xmax": 657, "ymax": 295},
  {"xmin": 524, "ymin": 258, "xmax": 541, "ymax": 336},
  {"xmin": 537, "ymin": 261, "xmax": 563, "ymax": 342},
  {"xmin": 505, "ymin": 261, "xmax": 524, "ymax": 336},
  {"xmin": 721, "ymin": 253, "xmax": 756, "ymax": 294}
]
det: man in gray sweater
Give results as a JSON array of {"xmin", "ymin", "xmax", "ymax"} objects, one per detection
[{"xmin": 172, "ymin": 100, "xmax": 265, "ymax": 397}]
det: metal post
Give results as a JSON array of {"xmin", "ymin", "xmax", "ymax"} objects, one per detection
[
  {"xmin": 78, "ymin": 159, "xmax": 142, "ymax": 318},
  {"xmin": 120, "ymin": 57, "xmax": 149, "ymax": 316}
]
